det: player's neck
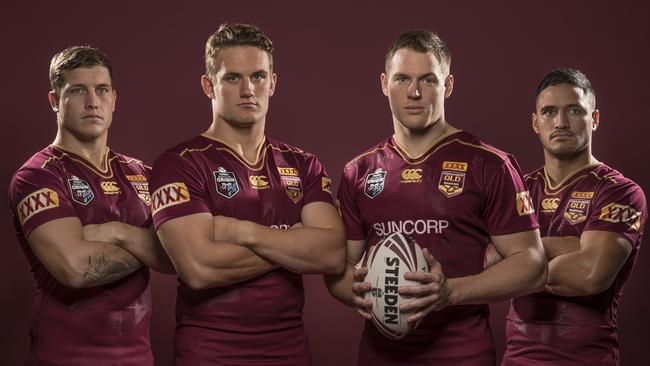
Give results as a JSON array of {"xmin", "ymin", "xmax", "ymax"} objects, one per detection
[
  {"xmin": 393, "ymin": 120, "xmax": 459, "ymax": 158},
  {"xmin": 204, "ymin": 119, "xmax": 266, "ymax": 163},
  {"xmin": 543, "ymin": 149, "xmax": 599, "ymax": 186},
  {"xmin": 52, "ymin": 130, "xmax": 108, "ymax": 169}
]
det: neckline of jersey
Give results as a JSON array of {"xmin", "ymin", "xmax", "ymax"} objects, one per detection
[
  {"xmin": 390, "ymin": 130, "xmax": 465, "ymax": 164},
  {"xmin": 199, "ymin": 133, "xmax": 268, "ymax": 169},
  {"xmin": 542, "ymin": 162, "xmax": 603, "ymax": 192},
  {"xmin": 50, "ymin": 144, "xmax": 113, "ymax": 174}
]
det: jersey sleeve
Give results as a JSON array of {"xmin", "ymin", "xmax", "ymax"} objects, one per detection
[
  {"xmin": 9, "ymin": 167, "xmax": 78, "ymax": 237},
  {"xmin": 301, "ymin": 154, "xmax": 335, "ymax": 206},
  {"xmin": 337, "ymin": 164, "xmax": 366, "ymax": 241},
  {"xmin": 584, "ymin": 180, "xmax": 646, "ymax": 246},
  {"xmin": 482, "ymin": 156, "xmax": 539, "ymax": 236},
  {"xmin": 149, "ymin": 151, "xmax": 211, "ymax": 229}
]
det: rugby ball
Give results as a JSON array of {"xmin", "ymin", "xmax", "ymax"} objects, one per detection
[{"xmin": 362, "ymin": 231, "xmax": 429, "ymax": 339}]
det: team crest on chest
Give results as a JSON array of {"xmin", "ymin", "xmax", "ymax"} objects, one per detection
[
  {"xmin": 68, "ymin": 175, "xmax": 95, "ymax": 205},
  {"xmin": 438, "ymin": 161, "xmax": 468, "ymax": 197},
  {"xmin": 282, "ymin": 176, "xmax": 303, "ymax": 203},
  {"xmin": 364, "ymin": 168, "xmax": 387, "ymax": 199},
  {"xmin": 126, "ymin": 174, "xmax": 151, "ymax": 205},
  {"xmin": 563, "ymin": 198, "xmax": 590, "ymax": 225},
  {"xmin": 214, "ymin": 167, "xmax": 239, "ymax": 199}
]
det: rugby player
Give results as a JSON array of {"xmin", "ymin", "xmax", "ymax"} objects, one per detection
[
  {"xmin": 501, "ymin": 68, "xmax": 646, "ymax": 365},
  {"xmin": 8, "ymin": 46, "xmax": 172, "ymax": 365},
  {"xmin": 326, "ymin": 30, "xmax": 547, "ymax": 365},
  {"xmin": 149, "ymin": 23, "xmax": 345, "ymax": 365}
]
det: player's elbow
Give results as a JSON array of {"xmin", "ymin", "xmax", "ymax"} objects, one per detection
[
  {"xmin": 577, "ymin": 274, "xmax": 613, "ymax": 296},
  {"xmin": 177, "ymin": 266, "xmax": 215, "ymax": 290},
  {"xmin": 53, "ymin": 256, "xmax": 94, "ymax": 289},
  {"xmin": 524, "ymin": 246, "xmax": 548, "ymax": 293},
  {"xmin": 320, "ymin": 231, "xmax": 347, "ymax": 275}
]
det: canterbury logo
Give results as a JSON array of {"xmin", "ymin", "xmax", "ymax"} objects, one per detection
[
  {"xmin": 401, "ymin": 169, "xmax": 422, "ymax": 182},
  {"xmin": 151, "ymin": 182, "xmax": 190, "ymax": 214},
  {"xmin": 442, "ymin": 161, "xmax": 468, "ymax": 172},
  {"xmin": 278, "ymin": 167, "xmax": 299, "ymax": 176},
  {"xmin": 17, "ymin": 188, "xmax": 59, "ymax": 225},
  {"xmin": 541, "ymin": 197, "xmax": 560, "ymax": 211},
  {"xmin": 249, "ymin": 175, "xmax": 269, "ymax": 189},
  {"xmin": 100, "ymin": 181, "xmax": 120, "ymax": 193},
  {"xmin": 599, "ymin": 203, "xmax": 642, "ymax": 230},
  {"xmin": 516, "ymin": 191, "xmax": 535, "ymax": 216}
]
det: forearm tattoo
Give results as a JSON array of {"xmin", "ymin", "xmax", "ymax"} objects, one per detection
[{"xmin": 82, "ymin": 253, "xmax": 139, "ymax": 286}]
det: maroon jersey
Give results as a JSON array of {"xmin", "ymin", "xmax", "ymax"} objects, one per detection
[
  {"xmin": 150, "ymin": 135, "xmax": 334, "ymax": 366},
  {"xmin": 8, "ymin": 145, "xmax": 153, "ymax": 366},
  {"xmin": 338, "ymin": 131, "xmax": 538, "ymax": 366},
  {"xmin": 503, "ymin": 164, "xmax": 646, "ymax": 366}
]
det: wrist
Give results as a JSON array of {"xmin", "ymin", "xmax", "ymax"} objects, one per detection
[
  {"xmin": 109, "ymin": 221, "xmax": 127, "ymax": 246},
  {"xmin": 238, "ymin": 220, "xmax": 260, "ymax": 247}
]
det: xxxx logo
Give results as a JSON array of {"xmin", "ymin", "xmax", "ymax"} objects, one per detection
[
  {"xmin": 100, "ymin": 181, "xmax": 121, "ymax": 194},
  {"xmin": 249, "ymin": 175, "xmax": 270, "ymax": 190},
  {"xmin": 516, "ymin": 191, "xmax": 535, "ymax": 216},
  {"xmin": 151, "ymin": 182, "xmax": 190, "ymax": 214},
  {"xmin": 17, "ymin": 188, "xmax": 59, "ymax": 225},
  {"xmin": 278, "ymin": 167, "xmax": 299, "ymax": 176},
  {"xmin": 442, "ymin": 161, "xmax": 468, "ymax": 172},
  {"xmin": 599, "ymin": 203, "xmax": 642, "ymax": 230},
  {"xmin": 541, "ymin": 197, "xmax": 560, "ymax": 212},
  {"xmin": 322, "ymin": 176, "xmax": 332, "ymax": 194},
  {"xmin": 401, "ymin": 168, "xmax": 422, "ymax": 183}
]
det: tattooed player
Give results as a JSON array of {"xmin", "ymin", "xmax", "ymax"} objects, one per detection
[{"xmin": 8, "ymin": 46, "xmax": 172, "ymax": 365}]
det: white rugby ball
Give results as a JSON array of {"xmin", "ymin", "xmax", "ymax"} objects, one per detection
[{"xmin": 362, "ymin": 231, "xmax": 429, "ymax": 339}]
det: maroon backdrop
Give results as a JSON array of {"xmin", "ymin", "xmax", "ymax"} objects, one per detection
[{"xmin": 1, "ymin": 2, "xmax": 648, "ymax": 365}]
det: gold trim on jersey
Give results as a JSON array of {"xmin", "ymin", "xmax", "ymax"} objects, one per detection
[
  {"xmin": 346, "ymin": 134, "xmax": 511, "ymax": 170},
  {"xmin": 532, "ymin": 163, "xmax": 613, "ymax": 195},
  {"xmin": 179, "ymin": 143, "xmax": 214, "ymax": 157},
  {"xmin": 46, "ymin": 146, "xmax": 145, "ymax": 179},
  {"xmin": 201, "ymin": 134, "xmax": 267, "ymax": 166}
]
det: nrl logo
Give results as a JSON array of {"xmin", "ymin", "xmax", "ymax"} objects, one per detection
[
  {"xmin": 214, "ymin": 167, "xmax": 239, "ymax": 199},
  {"xmin": 364, "ymin": 168, "xmax": 387, "ymax": 199},
  {"xmin": 68, "ymin": 175, "xmax": 94, "ymax": 205}
]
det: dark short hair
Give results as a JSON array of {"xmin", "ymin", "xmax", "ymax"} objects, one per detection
[
  {"xmin": 535, "ymin": 68, "xmax": 596, "ymax": 102},
  {"xmin": 49, "ymin": 46, "xmax": 113, "ymax": 95},
  {"xmin": 385, "ymin": 30, "xmax": 451, "ymax": 75},
  {"xmin": 205, "ymin": 22, "xmax": 274, "ymax": 78}
]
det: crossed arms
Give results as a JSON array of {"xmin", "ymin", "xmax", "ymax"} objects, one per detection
[
  {"xmin": 28, "ymin": 217, "xmax": 174, "ymax": 288},
  {"xmin": 156, "ymin": 201, "xmax": 346, "ymax": 290}
]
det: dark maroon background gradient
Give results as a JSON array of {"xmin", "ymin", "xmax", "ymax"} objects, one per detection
[{"xmin": 2, "ymin": 2, "xmax": 648, "ymax": 365}]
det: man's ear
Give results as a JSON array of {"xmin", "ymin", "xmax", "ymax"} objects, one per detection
[
  {"xmin": 201, "ymin": 75, "xmax": 215, "ymax": 98},
  {"xmin": 532, "ymin": 112, "xmax": 539, "ymax": 134},
  {"xmin": 48, "ymin": 91, "xmax": 59, "ymax": 112}
]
